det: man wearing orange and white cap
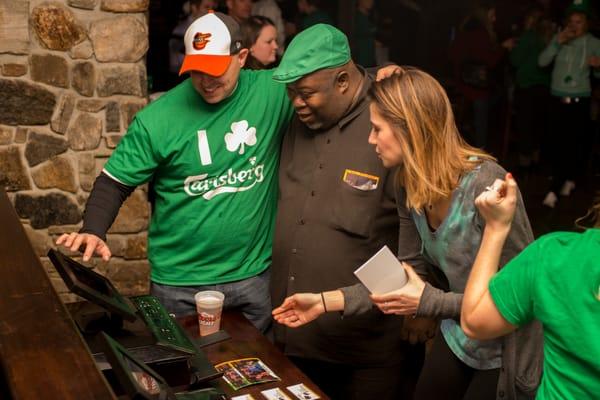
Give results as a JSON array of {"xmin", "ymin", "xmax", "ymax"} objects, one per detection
[{"xmin": 56, "ymin": 11, "xmax": 294, "ymax": 333}]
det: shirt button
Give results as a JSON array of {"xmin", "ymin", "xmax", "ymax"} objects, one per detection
[{"xmin": 291, "ymin": 248, "xmax": 297, "ymax": 254}]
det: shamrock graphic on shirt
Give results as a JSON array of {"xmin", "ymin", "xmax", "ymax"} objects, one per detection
[{"xmin": 225, "ymin": 120, "xmax": 257, "ymax": 155}]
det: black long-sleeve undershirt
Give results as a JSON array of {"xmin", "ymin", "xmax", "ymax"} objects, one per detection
[{"xmin": 79, "ymin": 172, "xmax": 135, "ymax": 241}]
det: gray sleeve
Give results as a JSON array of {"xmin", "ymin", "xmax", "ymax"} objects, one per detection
[
  {"xmin": 538, "ymin": 34, "xmax": 560, "ymax": 67},
  {"xmin": 416, "ymin": 284, "xmax": 463, "ymax": 319},
  {"xmin": 396, "ymin": 187, "xmax": 428, "ymax": 279},
  {"xmin": 339, "ymin": 283, "xmax": 374, "ymax": 316}
]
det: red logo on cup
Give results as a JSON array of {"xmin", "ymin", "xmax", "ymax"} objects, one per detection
[
  {"xmin": 199, "ymin": 312, "xmax": 216, "ymax": 326},
  {"xmin": 193, "ymin": 32, "xmax": 212, "ymax": 50}
]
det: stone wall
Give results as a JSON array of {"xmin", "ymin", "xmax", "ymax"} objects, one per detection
[{"xmin": 0, "ymin": 0, "xmax": 152, "ymax": 302}]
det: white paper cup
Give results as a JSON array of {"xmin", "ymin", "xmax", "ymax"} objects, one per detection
[{"xmin": 194, "ymin": 290, "xmax": 224, "ymax": 336}]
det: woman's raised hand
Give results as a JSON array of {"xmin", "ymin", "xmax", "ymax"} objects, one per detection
[{"xmin": 474, "ymin": 173, "xmax": 518, "ymax": 232}]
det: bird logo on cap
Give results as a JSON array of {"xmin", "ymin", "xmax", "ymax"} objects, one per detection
[{"xmin": 193, "ymin": 32, "xmax": 212, "ymax": 50}]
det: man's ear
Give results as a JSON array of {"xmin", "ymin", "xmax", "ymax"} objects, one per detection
[
  {"xmin": 336, "ymin": 70, "xmax": 350, "ymax": 93},
  {"xmin": 237, "ymin": 48, "xmax": 249, "ymax": 68}
]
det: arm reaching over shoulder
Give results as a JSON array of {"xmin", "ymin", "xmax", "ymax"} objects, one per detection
[
  {"xmin": 272, "ymin": 290, "xmax": 344, "ymax": 328},
  {"xmin": 375, "ymin": 65, "xmax": 403, "ymax": 81},
  {"xmin": 461, "ymin": 173, "xmax": 519, "ymax": 339}
]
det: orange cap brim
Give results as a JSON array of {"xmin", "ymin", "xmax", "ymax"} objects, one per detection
[{"xmin": 179, "ymin": 54, "xmax": 233, "ymax": 77}]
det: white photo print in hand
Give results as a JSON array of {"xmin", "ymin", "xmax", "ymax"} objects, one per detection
[{"xmin": 353, "ymin": 245, "xmax": 408, "ymax": 294}]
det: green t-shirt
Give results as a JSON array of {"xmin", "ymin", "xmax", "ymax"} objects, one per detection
[
  {"xmin": 489, "ymin": 229, "xmax": 600, "ymax": 400},
  {"xmin": 509, "ymin": 30, "xmax": 550, "ymax": 89},
  {"xmin": 104, "ymin": 69, "xmax": 294, "ymax": 285}
]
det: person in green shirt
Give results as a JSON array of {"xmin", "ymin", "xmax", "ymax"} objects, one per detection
[
  {"xmin": 56, "ymin": 11, "xmax": 294, "ymax": 332},
  {"xmin": 538, "ymin": 1, "xmax": 600, "ymax": 208},
  {"xmin": 509, "ymin": 6, "xmax": 552, "ymax": 170},
  {"xmin": 353, "ymin": 0, "xmax": 377, "ymax": 68},
  {"xmin": 461, "ymin": 175, "xmax": 600, "ymax": 400}
]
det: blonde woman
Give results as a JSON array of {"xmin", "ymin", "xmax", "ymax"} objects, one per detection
[
  {"xmin": 463, "ymin": 180, "xmax": 600, "ymax": 399},
  {"xmin": 272, "ymin": 67, "xmax": 543, "ymax": 400}
]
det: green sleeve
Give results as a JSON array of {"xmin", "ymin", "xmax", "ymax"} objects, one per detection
[
  {"xmin": 263, "ymin": 69, "xmax": 294, "ymax": 129},
  {"xmin": 538, "ymin": 34, "xmax": 560, "ymax": 67},
  {"xmin": 104, "ymin": 116, "xmax": 159, "ymax": 186},
  {"xmin": 488, "ymin": 239, "xmax": 540, "ymax": 326}
]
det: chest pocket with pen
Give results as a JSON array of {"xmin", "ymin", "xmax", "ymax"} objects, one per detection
[{"xmin": 330, "ymin": 169, "xmax": 381, "ymax": 238}]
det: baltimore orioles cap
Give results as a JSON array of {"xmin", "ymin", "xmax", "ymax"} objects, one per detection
[{"xmin": 179, "ymin": 11, "xmax": 243, "ymax": 77}]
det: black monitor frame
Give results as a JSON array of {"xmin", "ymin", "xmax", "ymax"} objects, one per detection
[
  {"xmin": 48, "ymin": 249, "xmax": 137, "ymax": 322},
  {"xmin": 98, "ymin": 332, "xmax": 176, "ymax": 400}
]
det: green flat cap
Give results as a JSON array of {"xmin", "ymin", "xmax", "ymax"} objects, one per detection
[{"xmin": 272, "ymin": 24, "xmax": 351, "ymax": 83}]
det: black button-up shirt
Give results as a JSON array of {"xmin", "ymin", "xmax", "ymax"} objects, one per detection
[{"xmin": 271, "ymin": 72, "xmax": 407, "ymax": 366}]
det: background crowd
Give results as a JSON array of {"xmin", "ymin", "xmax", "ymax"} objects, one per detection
[{"xmin": 150, "ymin": 0, "xmax": 600, "ymax": 237}]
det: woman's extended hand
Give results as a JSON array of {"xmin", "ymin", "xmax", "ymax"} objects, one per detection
[
  {"xmin": 370, "ymin": 263, "xmax": 425, "ymax": 315},
  {"xmin": 272, "ymin": 293, "xmax": 325, "ymax": 328}
]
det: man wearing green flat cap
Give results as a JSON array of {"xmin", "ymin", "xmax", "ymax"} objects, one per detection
[{"xmin": 270, "ymin": 24, "xmax": 425, "ymax": 399}]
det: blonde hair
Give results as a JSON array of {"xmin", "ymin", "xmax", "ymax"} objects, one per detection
[{"xmin": 369, "ymin": 66, "xmax": 495, "ymax": 211}]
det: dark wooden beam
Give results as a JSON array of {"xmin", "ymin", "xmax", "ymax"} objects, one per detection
[{"xmin": 0, "ymin": 188, "xmax": 116, "ymax": 400}]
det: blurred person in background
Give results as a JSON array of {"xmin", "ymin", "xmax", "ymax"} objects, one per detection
[
  {"xmin": 241, "ymin": 16, "xmax": 280, "ymax": 69},
  {"xmin": 538, "ymin": 0, "xmax": 600, "ymax": 208},
  {"xmin": 449, "ymin": 0, "xmax": 516, "ymax": 149},
  {"xmin": 509, "ymin": 6, "xmax": 553, "ymax": 172},
  {"xmin": 353, "ymin": 0, "xmax": 377, "ymax": 68},
  {"xmin": 297, "ymin": 0, "xmax": 333, "ymax": 31},
  {"xmin": 252, "ymin": 0, "xmax": 286, "ymax": 54},
  {"xmin": 227, "ymin": 0, "xmax": 253, "ymax": 23}
]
